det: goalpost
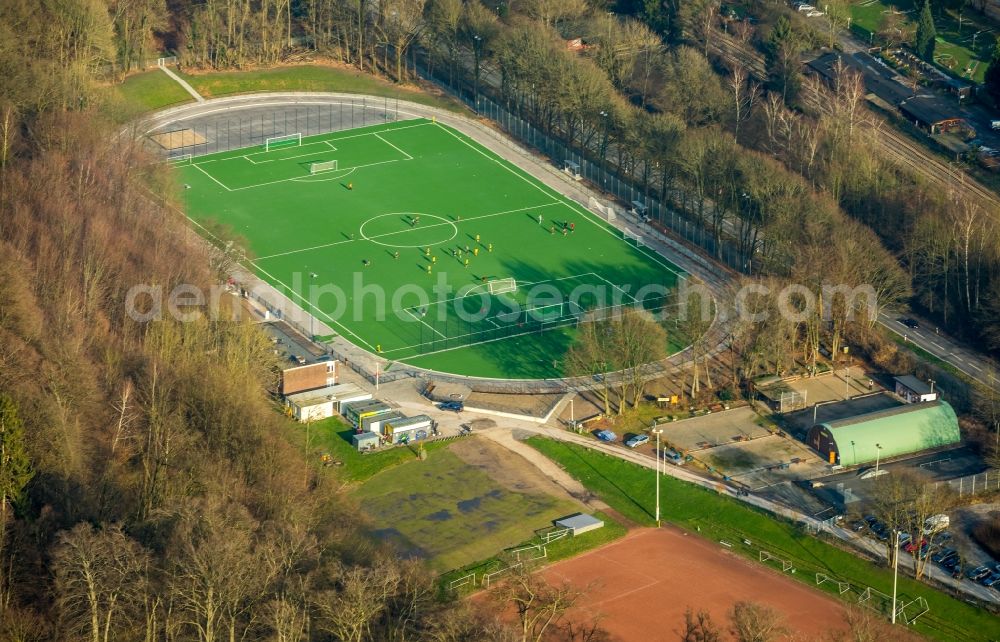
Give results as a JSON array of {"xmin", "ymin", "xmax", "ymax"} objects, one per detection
[
  {"xmin": 488, "ymin": 278, "xmax": 517, "ymax": 295},
  {"xmin": 310, "ymin": 160, "xmax": 339, "ymax": 174},
  {"xmin": 265, "ymin": 133, "xmax": 302, "ymax": 151},
  {"xmin": 525, "ymin": 303, "xmax": 566, "ymax": 323},
  {"xmin": 623, "ymin": 229, "xmax": 644, "ymax": 247},
  {"xmin": 165, "ymin": 153, "xmax": 192, "ymax": 165}
]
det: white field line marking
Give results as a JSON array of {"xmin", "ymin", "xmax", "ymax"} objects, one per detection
[
  {"xmin": 589, "ymin": 272, "xmax": 638, "ymax": 304},
  {"xmin": 213, "ymin": 121, "xmax": 431, "ymax": 163},
  {"xmin": 172, "ymin": 205, "xmax": 374, "ymax": 350},
  {"xmin": 324, "ymin": 140, "xmax": 338, "ymax": 152},
  {"xmin": 384, "ymin": 308, "xmax": 581, "ymax": 356},
  {"xmin": 242, "ymin": 140, "xmax": 338, "ymax": 165},
  {"xmin": 293, "ymin": 167, "xmax": 357, "ymax": 183},
  {"xmin": 217, "ymin": 158, "xmax": 401, "ymax": 192},
  {"xmin": 194, "ymin": 119, "xmax": 429, "ymax": 167},
  {"xmin": 431, "ymin": 122, "xmax": 685, "ymax": 279},
  {"xmin": 249, "ymin": 260, "xmax": 376, "ymax": 350},
  {"xmin": 404, "ymin": 308, "xmax": 447, "ymax": 338},
  {"xmin": 255, "ymin": 201, "xmax": 559, "ymax": 260},
  {"xmin": 193, "ymin": 163, "xmax": 232, "ymax": 191},
  {"xmin": 385, "ymin": 317, "xmax": 578, "ymax": 357},
  {"xmin": 374, "ymin": 132, "xmax": 413, "ymax": 160},
  {"xmin": 401, "ymin": 272, "xmax": 593, "ymax": 309}
]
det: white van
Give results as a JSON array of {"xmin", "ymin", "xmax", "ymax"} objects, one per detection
[{"xmin": 923, "ymin": 514, "xmax": 949, "ymax": 535}]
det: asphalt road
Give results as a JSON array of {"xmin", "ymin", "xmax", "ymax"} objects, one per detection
[{"xmin": 878, "ymin": 311, "xmax": 999, "ymax": 388}]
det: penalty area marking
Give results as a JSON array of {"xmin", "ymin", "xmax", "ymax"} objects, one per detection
[
  {"xmin": 404, "ymin": 308, "xmax": 447, "ymax": 338},
  {"xmin": 241, "ymin": 140, "xmax": 340, "ymax": 165}
]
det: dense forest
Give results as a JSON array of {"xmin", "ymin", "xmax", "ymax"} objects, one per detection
[
  {"xmin": 3, "ymin": 0, "xmax": 1000, "ymax": 638},
  {"xmin": 0, "ymin": 2, "xmax": 531, "ymax": 640}
]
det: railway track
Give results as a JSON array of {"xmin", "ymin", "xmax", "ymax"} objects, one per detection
[{"xmin": 709, "ymin": 33, "xmax": 1000, "ymax": 211}]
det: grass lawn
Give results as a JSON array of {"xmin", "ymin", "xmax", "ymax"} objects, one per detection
[
  {"xmin": 100, "ymin": 69, "xmax": 193, "ymax": 118},
  {"xmin": 849, "ymin": 0, "xmax": 994, "ymax": 83},
  {"xmin": 176, "ymin": 119, "xmax": 685, "ymax": 378},
  {"xmin": 352, "ymin": 445, "xmax": 582, "ymax": 572},
  {"xmin": 526, "ymin": 437, "xmax": 1000, "ymax": 641},
  {"xmin": 438, "ymin": 509, "xmax": 627, "ymax": 593},
  {"xmin": 305, "ymin": 416, "xmax": 451, "ymax": 483},
  {"xmin": 179, "ymin": 64, "xmax": 465, "ymax": 113}
]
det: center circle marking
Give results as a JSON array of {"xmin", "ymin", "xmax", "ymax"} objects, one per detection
[{"xmin": 359, "ymin": 212, "xmax": 458, "ymax": 248}]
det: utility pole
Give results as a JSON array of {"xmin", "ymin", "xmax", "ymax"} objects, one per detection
[
  {"xmin": 653, "ymin": 427, "xmax": 663, "ymax": 527},
  {"xmin": 875, "ymin": 443, "xmax": 883, "ymax": 477},
  {"xmin": 892, "ymin": 530, "xmax": 901, "ymax": 624},
  {"xmin": 309, "ymin": 272, "xmax": 317, "ymax": 339}
]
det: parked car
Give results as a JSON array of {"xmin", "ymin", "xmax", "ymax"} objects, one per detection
[
  {"xmin": 942, "ymin": 555, "xmax": 962, "ymax": 571},
  {"xmin": 981, "ymin": 572, "xmax": 1000, "ymax": 587},
  {"xmin": 850, "ymin": 520, "xmax": 867, "ymax": 532},
  {"xmin": 932, "ymin": 548, "xmax": 956, "ymax": 564},
  {"xmin": 625, "ymin": 434, "xmax": 650, "ymax": 448},
  {"xmin": 967, "ymin": 565, "xmax": 992, "ymax": 581},
  {"xmin": 437, "ymin": 401, "xmax": 464, "ymax": 412},
  {"xmin": 663, "ymin": 449, "xmax": 685, "ymax": 465},
  {"xmin": 596, "ymin": 430, "xmax": 617, "ymax": 442}
]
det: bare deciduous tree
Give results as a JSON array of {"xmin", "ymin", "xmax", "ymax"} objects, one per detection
[
  {"xmin": 490, "ymin": 563, "xmax": 582, "ymax": 642},
  {"xmin": 52, "ymin": 523, "xmax": 149, "ymax": 642},
  {"xmin": 729, "ymin": 63, "xmax": 760, "ymax": 144},
  {"xmin": 729, "ymin": 601, "xmax": 788, "ymax": 642},
  {"xmin": 680, "ymin": 606, "xmax": 721, "ymax": 642}
]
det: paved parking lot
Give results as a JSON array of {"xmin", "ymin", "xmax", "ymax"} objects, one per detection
[
  {"xmin": 658, "ymin": 406, "xmax": 770, "ymax": 453},
  {"xmin": 701, "ymin": 435, "xmax": 830, "ymax": 491},
  {"xmin": 784, "ymin": 365, "xmax": 878, "ymax": 406}
]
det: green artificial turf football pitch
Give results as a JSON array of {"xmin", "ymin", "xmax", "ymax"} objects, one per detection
[{"xmin": 176, "ymin": 117, "xmax": 686, "ymax": 379}]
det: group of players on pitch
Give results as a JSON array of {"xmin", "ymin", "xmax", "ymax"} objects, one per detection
[{"xmin": 356, "ymin": 211, "xmax": 576, "ymax": 273}]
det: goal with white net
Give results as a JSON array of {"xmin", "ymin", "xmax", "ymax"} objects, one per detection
[
  {"xmin": 166, "ymin": 153, "xmax": 192, "ymax": 165},
  {"xmin": 488, "ymin": 278, "xmax": 517, "ymax": 295},
  {"xmin": 310, "ymin": 160, "xmax": 339, "ymax": 174},
  {"xmin": 265, "ymin": 133, "xmax": 302, "ymax": 151},
  {"xmin": 587, "ymin": 197, "xmax": 617, "ymax": 221},
  {"xmin": 623, "ymin": 230, "xmax": 644, "ymax": 247},
  {"xmin": 525, "ymin": 303, "xmax": 566, "ymax": 323}
]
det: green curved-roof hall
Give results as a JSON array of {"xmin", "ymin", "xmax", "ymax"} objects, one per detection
[{"xmin": 806, "ymin": 400, "xmax": 959, "ymax": 467}]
